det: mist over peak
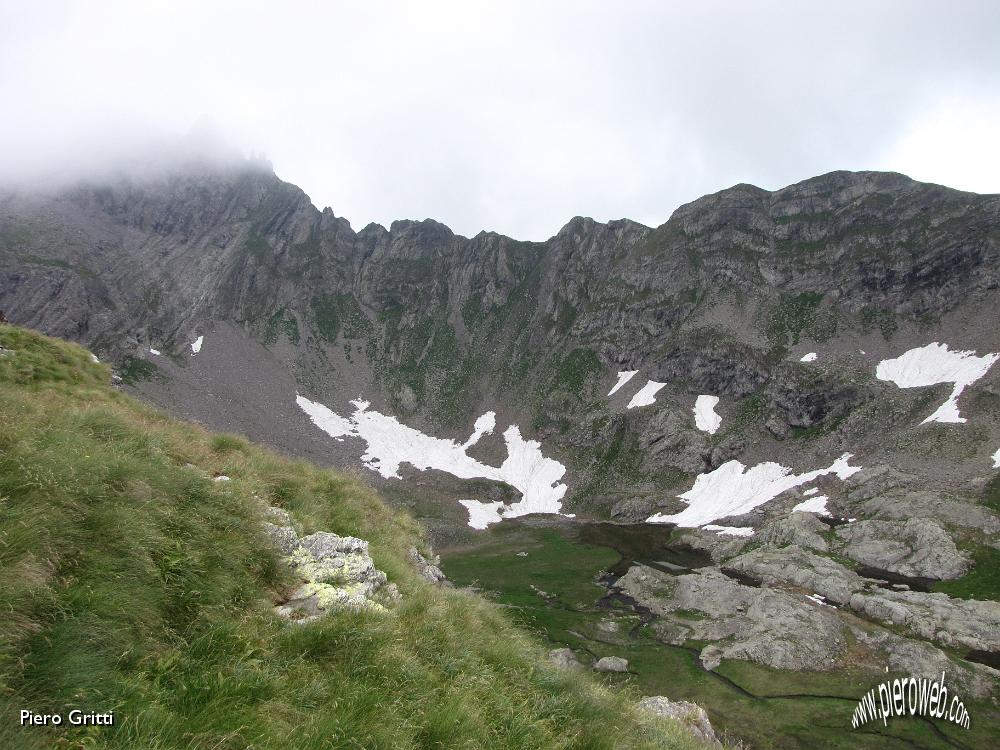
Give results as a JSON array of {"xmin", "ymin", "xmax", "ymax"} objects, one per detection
[{"xmin": 0, "ymin": 120, "xmax": 269, "ymax": 193}]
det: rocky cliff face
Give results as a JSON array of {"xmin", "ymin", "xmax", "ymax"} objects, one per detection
[{"xmin": 2, "ymin": 162, "xmax": 998, "ymax": 521}]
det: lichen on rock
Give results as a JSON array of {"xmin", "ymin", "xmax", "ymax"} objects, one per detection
[{"xmin": 261, "ymin": 507, "xmax": 398, "ymax": 620}]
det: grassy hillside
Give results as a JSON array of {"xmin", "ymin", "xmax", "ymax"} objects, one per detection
[{"xmin": 0, "ymin": 325, "xmax": 708, "ymax": 750}]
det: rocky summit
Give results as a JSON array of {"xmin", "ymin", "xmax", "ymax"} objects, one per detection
[{"xmin": 2, "ymin": 158, "xmax": 999, "ymax": 748}]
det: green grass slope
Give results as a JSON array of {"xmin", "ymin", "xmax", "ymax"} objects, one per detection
[{"xmin": 0, "ymin": 325, "xmax": 708, "ymax": 750}]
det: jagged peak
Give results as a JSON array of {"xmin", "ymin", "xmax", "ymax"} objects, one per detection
[
  {"xmin": 553, "ymin": 215, "xmax": 649, "ymax": 240},
  {"xmin": 388, "ymin": 217, "xmax": 455, "ymax": 235}
]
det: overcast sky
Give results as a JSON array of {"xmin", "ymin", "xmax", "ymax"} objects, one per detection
[{"xmin": 2, "ymin": 1, "xmax": 999, "ymax": 239}]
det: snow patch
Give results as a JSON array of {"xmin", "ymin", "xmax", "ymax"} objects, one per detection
[
  {"xmin": 792, "ymin": 495, "xmax": 830, "ymax": 516},
  {"xmin": 800, "ymin": 352, "xmax": 818, "ymax": 362},
  {"xmin": 693, "ymin": 395, "xmax": 722, "ymax": 434},
  {"xmin": 627, "ymin": 380, "xmax": 666, "ymax": 409},
  {"xmin": 876, "ymin": 342, "xmax": 999, "ymax": 424},
  {"xmin": 647, "ymin": 453, "xmax": 861, "ymax": 528},
  {"xmin": 802, "ymin": 487, "xmax": 819, "ymax": 496},
  {"xmin": 297, "ymin": 396, "xmax": 568, "ymax": 529},
  {"xmin": 149, "ymin": 348, "xmax": 161, "ymax": 356},
  {"xmin": 608, "ymin": 370, "xmax": 638, "ymax": 396},
  {"xmin": 463, "ymin": 411, "xmax": 496, "ymax": 449},
  {"xmin": 460, "ymin": 500, "xmax": 506, "ymax": 530},
  {"xmin": 806, "ymin": 593, "xmax": 835, "ymax": 608},
  {"xmin": 296, "ymin": 395, "xmax": 354, "ymax": 440},
  {"xmin": 90, "ymin": 353, "xmax": 99, "ymax": 363},
  {"xmin": 703, "ymin": 525, "xmax": 755, "ymax": 537},
  {"xmin": 214, "ymin": 475, "xmax": 231, "ymax": 482},
  {"xmin": 190, "ymin": 335, "xmax": 204, "ymax": 355},
  {"xmin": 993, "ymin": 448, "xmax": 1000, "ymax": 469}
]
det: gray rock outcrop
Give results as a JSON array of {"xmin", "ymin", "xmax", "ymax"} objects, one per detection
[
  {"xmin": 834, "ymin": 518, "xmax": 971, "ymax": 580},
  {"xmin": 262, "ymin": 505, "xmax": 293, "ymax": 526},
  {"xmin": 844, "ymin": 469, "xmax": 1000, "ymax": 534},
  {"xmin": 261, "ymin": 507, "xmax": 398, "ymax": 620},
  {"xmin": 756, "ymin": 512, "xmax": 830, "ymax": 553},
  {"xmin": 847, "ymin": 588, "xmax": 1000, "ymax": 652},
  {"xmin": 618, "ymin": 565, "xmax": 848, "ymax": 671},
  {"xmin": 853, "ymin": 628, "xmax": 1000, "ymax": 700},
  {"xmin": 754, "ymin": 512, "xmax": 829, "ymax": 552},
  {"xmin": 709, "ymin": 545, "xmax": 1000, "ymax": 661},
  {"xmin": 725, "ymin": 547, "xmax": 864, "ymax": 605},
  {"xmin": 263, "ymin": 522, "xmax": 301, "ymax": 555},
  {"xmin": 862, "ymin": 492, "xmax": 1000, "ymax": 535},
  {"xmin": 671, "ymin": 528, "xmax": 750, "ymax": 564}
]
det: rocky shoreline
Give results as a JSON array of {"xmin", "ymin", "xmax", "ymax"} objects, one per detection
[{"xmin": 611, "ymin": 525, "xmax": 1000, "ymax": 700}]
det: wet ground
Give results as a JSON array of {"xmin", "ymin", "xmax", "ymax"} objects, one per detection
[{"xmin": 439, "ymin": 515, "xmax": 993, "ymax": 750}]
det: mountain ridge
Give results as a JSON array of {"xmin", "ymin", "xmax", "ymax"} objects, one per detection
[{"xmin": 2, "ymin": 162, "xmax": 997, "ymax": 484}]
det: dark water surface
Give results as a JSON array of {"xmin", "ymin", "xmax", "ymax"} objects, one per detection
[{"xmin": 522, "ymin": 517, "xmax": 711, "ymax": 577}]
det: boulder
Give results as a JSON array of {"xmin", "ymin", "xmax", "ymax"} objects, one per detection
[
  {"xmin": 594, "ymin": 656, "xmax": 629, "ymax": 673},
  {"xmin": 637, "ymin": 697, "xmax": 719, "ymax": 745},
  {"xmin": 699, "ymin": 645, "xmax": 723, "ymax": 671}
]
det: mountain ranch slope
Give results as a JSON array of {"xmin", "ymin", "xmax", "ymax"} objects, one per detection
[{"xmin": 0, "ymin": 325, "xmax": 709, "ymax": 750}]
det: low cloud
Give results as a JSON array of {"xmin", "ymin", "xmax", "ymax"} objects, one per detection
[{"xmin": 1, "ymin": 1, "xmax": 998, "ymax": 239}]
